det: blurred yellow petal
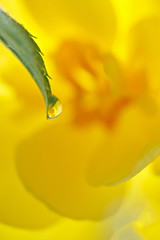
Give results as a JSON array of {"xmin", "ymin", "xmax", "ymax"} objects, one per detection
[
  {"xmin": 87, "ymin": 104, "xmax": 160, "ymax": 186},
  {"xmin": 136, "ymin": 199, "xmax": 160, "ymax": 240},
  {"xmin": 98, "ymin": 176, "xmax": 147, "ymax": 239},
  {"xmin": 129, "ymin": 167, "xmax": 160, "ymax": 239},
  {"xmin": 107, "ymin": 168, "xmax": 160, "ymax": 239},
  {"xmin": 128, "ymin": 16, "xmax": 160, "ymax": 95},
  {"xmin": 21, "ymin": 0, "xmax": 116, "ymax": 49},
  {"xmin": 0, "ymin": 80, "xmax": 60, "ymax": 229},
  {"xmin": 0, "ymin": 162, "xmax": 146, "ymax": 239},
  {"xmin": 141, "ymin": 166, "xmax": 160, "ymax": 207},
  {"xmin": 0, "ymin": 163, "xmax": 60, "ymax": 229},
  {"xmin": 112, "ymin": 0, "xmax": 156, "ymax": 32},
  {"xmin": 0, "ymin": 219, "xmax": 99, "ymax": 240},
  {"xmin": 138, "ymin": 223, "xmax": 160, "ymax": 240},
  {"xmin": 111, "ymin": 224, "xmax": 143, "ymax": 240},
  {"xmin": 0, "ymin": 103, "xmax": 60, "ymax": 229},
  {"xmin": 134, "ymin": 197, "xmax": 160, "ymax": 239},
  {"xmin": 151, "ymin": 155, "xmax": 160, "ymax": 175},
  {"xmin": 16, "ymin": 120, "xmax": 126, "ymax": 220},
  {"xmin": 110, "ymin": 0, "xmax": 157, "ymax": 61}
]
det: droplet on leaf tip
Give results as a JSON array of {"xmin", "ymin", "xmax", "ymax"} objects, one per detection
[{"xmin": 47, "ymin": 94, "xmax": 62, "ymax": 119}]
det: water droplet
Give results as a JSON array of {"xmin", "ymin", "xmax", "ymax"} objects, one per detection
[{"xmin": 47, "ymin": 94, "xmax": 62, "ymax": 119}]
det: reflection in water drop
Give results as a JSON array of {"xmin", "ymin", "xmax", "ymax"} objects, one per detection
[{"xmin": 47, "ymin": 94, "xmax": 62, "ymax": 119}]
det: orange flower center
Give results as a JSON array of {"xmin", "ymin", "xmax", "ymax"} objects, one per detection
[{"xmin": 54, "ymin": 40, "xmax": 148, "ymax": 129}]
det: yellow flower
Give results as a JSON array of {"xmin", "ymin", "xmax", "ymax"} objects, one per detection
[{"xmin": 1, "ymin": 0, "xmax": 160, "ymax": 239}]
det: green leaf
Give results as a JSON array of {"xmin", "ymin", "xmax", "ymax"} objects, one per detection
[{"xmin": 0, "ymin": 9, "xmax": 62, "ymax": 119}]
